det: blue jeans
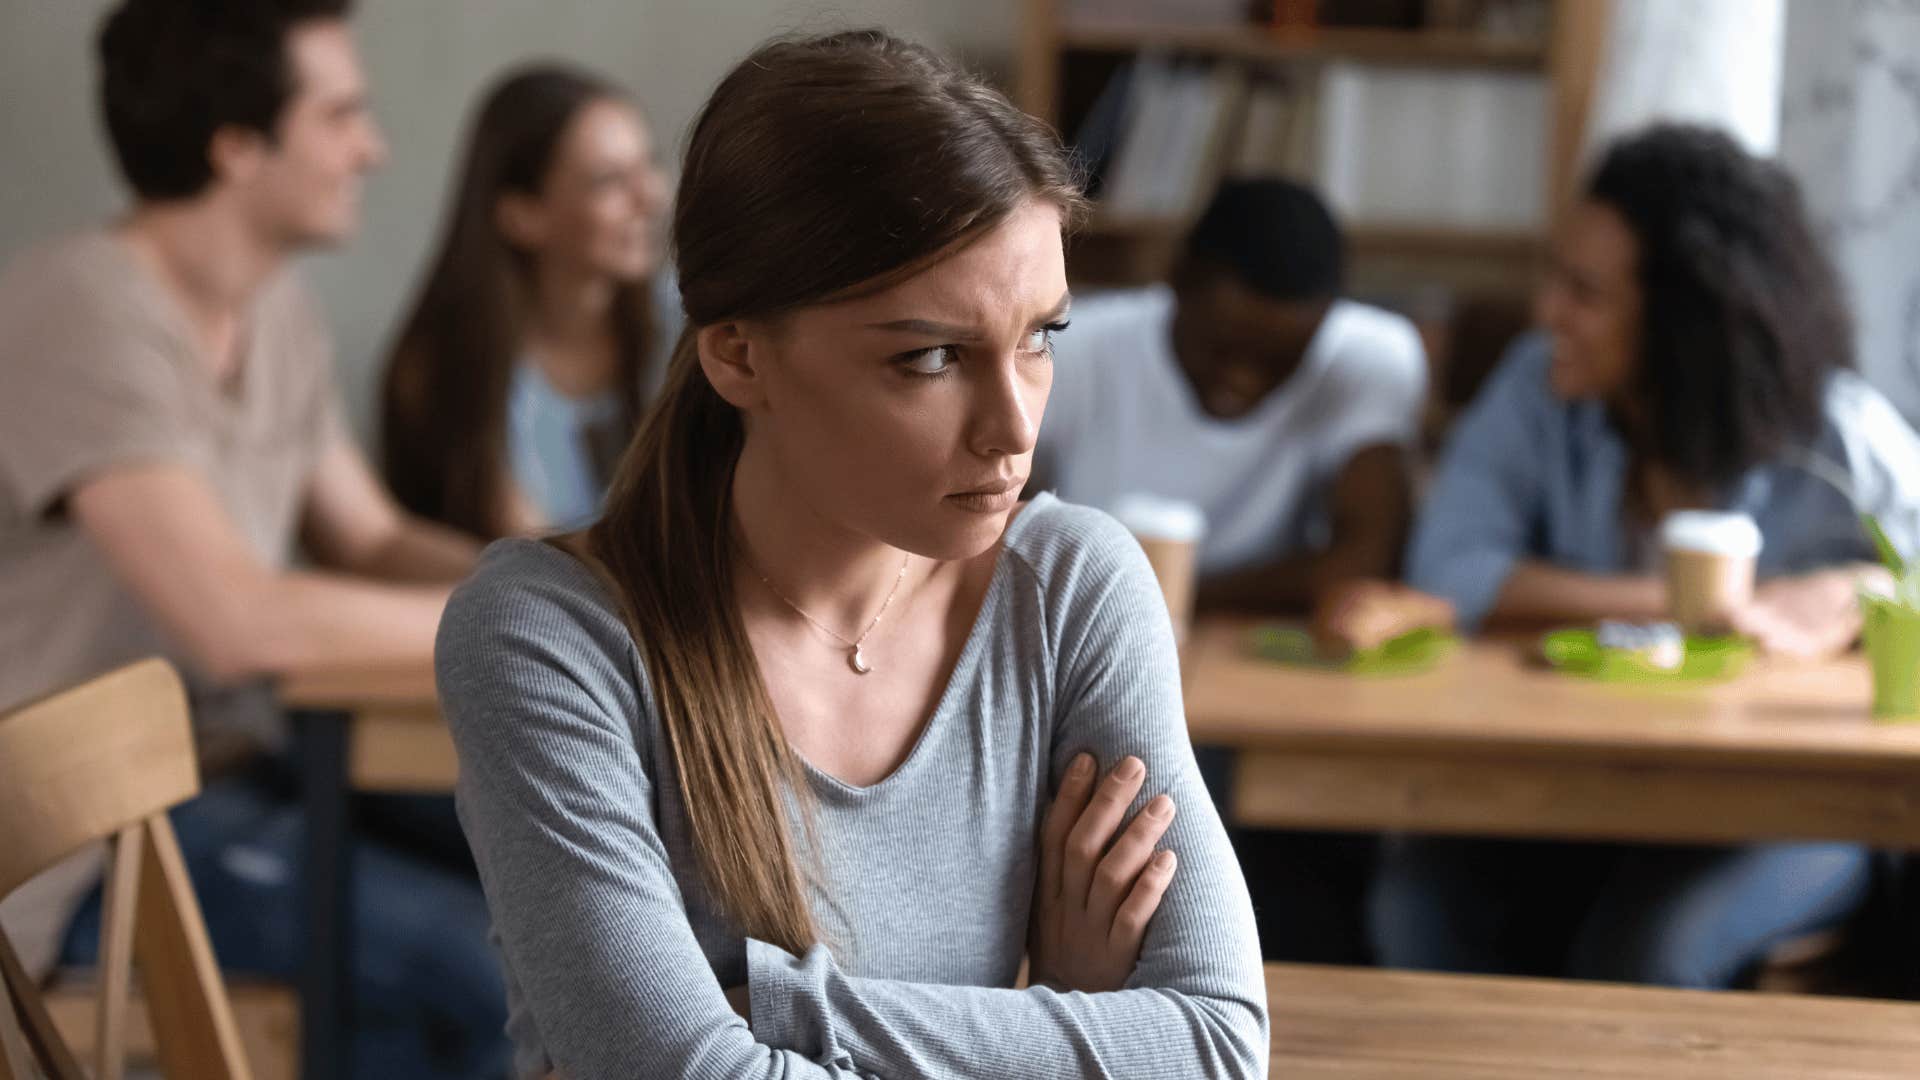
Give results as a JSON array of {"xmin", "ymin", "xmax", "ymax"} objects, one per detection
[
  {"xmin": 1369, "ymin": 836, "xmax": 1873, "ymax": 988},
  {"xmin": 61, "ymin": 771, "xmax": 510, "ymax": 1079}
]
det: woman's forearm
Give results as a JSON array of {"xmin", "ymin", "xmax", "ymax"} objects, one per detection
[{"xmin": 1489, "ymin": 560, "xmax": 1667, "ymax": 624}]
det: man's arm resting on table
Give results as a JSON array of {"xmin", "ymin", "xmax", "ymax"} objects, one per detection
[
  {"xmin": 71, "ymin": 463, "xmax": 454, "ymax": 682},
  {"xmin": 1196, "ymin": 442, "xmax": 1413, "ymax": 613},
  {"xmin": 300, "ymin": 437, "xmax": 480, "ymax": 583}
]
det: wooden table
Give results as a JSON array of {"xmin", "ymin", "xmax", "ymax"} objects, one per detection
[
  {"xmin": 276, "ymin": 622, "xmax": 1920, "ymax": 1078},
  {"xmin": 1264, "ymin": 963, "xmax": 1920, "ymax": 1077},
  {"xmin": 1185, "ymin": 620, "xmax": 1920, "ymax": 847}
]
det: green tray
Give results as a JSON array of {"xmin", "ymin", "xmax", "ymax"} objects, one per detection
[
  {"xmin": 1248, "ymin": 625, "xmax": 1457, "ymax": 676},
  {"xmin": 1539, "ymin": 628, "xmax": 1753, "ymax": 683}
]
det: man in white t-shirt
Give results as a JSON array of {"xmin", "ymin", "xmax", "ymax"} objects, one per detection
[
  {"xmin": 1035, "ymin": 179, "xmax": 1428, "ymax": 965},
  {"xmin": 1037, "ymin": 179, "xmax": 1427, "ymax": 616}
]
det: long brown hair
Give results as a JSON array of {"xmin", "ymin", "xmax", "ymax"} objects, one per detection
[
  {"xmin": 380, "ymin": 64, "xmax": 658, "ymax": 539},
  {"xmin": 585, "ymin": 30, "xmax": 1083, "ymax": 953}
]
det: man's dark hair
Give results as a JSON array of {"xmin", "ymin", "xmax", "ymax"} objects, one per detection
[
  {"xmin": 1182, "ymin": 178, "xmax": 1346, "ymax": 301},
  {"xmin": 1588, "ymin": 123, "xmax": 1852, "ymax": 491},
  {"xmin": 96, "ymin": 0, "xmax": 353, "ymax": 200}
]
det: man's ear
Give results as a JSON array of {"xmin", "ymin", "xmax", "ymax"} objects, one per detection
[
  {"xmin": 207, "ymin": 125, "xmax": 270, "ymax": 186},
  {"xmin": 699, "ymin": 320, "xmax": 767, "ymax": 410}
]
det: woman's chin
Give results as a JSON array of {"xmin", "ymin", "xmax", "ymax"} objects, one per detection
[{"xmin": 894, "ymin": 503, "xmax": 1013, "ymax": 562}]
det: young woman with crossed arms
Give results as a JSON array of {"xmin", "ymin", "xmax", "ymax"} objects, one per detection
[{"xmin": 436, "ymin": 29, "xmax": 1267, "ymax": 1079}]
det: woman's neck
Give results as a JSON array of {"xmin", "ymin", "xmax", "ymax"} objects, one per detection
[
  {"xmin": 525, "ymin": 261, "xmax": 620, "ymax": 398},
  {"xmin": 729, "ymin": 439, "xmax": 928, "ymax": 633}
]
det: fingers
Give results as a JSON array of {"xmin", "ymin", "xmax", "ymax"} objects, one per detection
[
  {"xmin": 1061, "ymin": 756, "xmax": 1146, "ymax": 908},
  {"xmin": 1086, "ymin": 792, "xmax": 1177, "ymax": 929},
  {"xmin": 1110, "ymin": 849, "xmax": 1178, "ymax": 957},
  {"xmin": 1313, "ymin": 582, "xmax": 1456, "ymax": 654},
  {"xmin": 1038, "ymin": 752, "xmax": 1095, "ymax": 902}
]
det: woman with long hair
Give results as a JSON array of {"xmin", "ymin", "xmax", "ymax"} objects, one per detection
[
  {"xmin": 435, "ymin": 30, "xmax": 1267, "ymax": 1078},
  {"xmin": 1373, "ymin": 124, "xmax": 1920, "ymax": 988},
  {"xmin": 382, "ymin": 64, "xmax": 675, "ymax": 539}
]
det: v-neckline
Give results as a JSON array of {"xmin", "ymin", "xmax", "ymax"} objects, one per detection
[
  {"xmin": 794, "ymin": 494, "xmax": 1049, "ymax": 799},
  {"xmin": 100, "ymin": 229, "xmax": 259, "ymax": 411}
]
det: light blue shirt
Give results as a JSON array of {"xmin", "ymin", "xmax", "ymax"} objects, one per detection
[
  {"xmin": 506, "ymin": 363, "xmax": 623, "ymax": 530},
  {"xmin": 1409, "ymin": 333, "xmax": 1920, "ymax": 629},
  {"xmin": 504, "ymin": 273, "xmax": 684, "ymax": 530}
]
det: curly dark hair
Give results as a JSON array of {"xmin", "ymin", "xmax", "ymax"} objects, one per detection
[
  {"xmin": 1587, "ymin": 123, "xmax": 1853, "ymax": 493},
  {"xmin": 97, "ymin": 0, "xmax": 352, "ymax": 200}
]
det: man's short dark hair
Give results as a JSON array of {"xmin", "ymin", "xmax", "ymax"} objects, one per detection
[
  {"xmin": 1182, "ymin": 178, "xmax": 1346, "ymax": 301},
  {"xmin": 97, "ymin": 0, "xmax": 353, "ymax": 200}
]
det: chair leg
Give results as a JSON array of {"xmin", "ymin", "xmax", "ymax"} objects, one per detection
[
  {"xmin": 97, "ymin": 824, "xmax": 145, "ymax": 1080},
  {"xmin": 0, "ymin": 930, "xmax": 84, "ymax": 1080},
  {"xmin": 135, "ymin": 815, "xmax": 251, "ymax": 1080},
  {"xmin": 0, "ymin": 968, "xmax": 34, "ymax": 1080}
]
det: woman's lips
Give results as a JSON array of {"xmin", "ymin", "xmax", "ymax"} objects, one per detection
[{"xmin": 945, "ymin": 482, "xmax": 1021, "ymax": 513}]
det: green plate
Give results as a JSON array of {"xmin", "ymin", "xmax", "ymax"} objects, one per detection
[
  {"xmin": 1539, "ymin": 629, "xmax": 1753, "ymax": 683},
  {"xmin": 1247, "ymin": 625, "xmax": 1457, "ymax": 676}
]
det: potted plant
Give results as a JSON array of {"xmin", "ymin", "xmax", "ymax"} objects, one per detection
[{"xmin": 1860, "ymin": 515, "xmax": 1920, "ymax": 720}]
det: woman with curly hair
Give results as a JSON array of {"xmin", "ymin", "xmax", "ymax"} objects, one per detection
[{"xmin": 1371, "ymin": 123, "xmax": 1920, "ymax": 988}]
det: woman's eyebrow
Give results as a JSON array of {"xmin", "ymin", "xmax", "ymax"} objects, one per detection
[
  {"xmin": 865, "ymin": 292, "xmax": 1073, "ymax": 340},
  {"xmin": 865, "ymin": 317, "xmax": 987, "ymax": 343}
]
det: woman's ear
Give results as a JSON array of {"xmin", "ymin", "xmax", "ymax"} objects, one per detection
[
  {"xmin": 699, "ymin": 321, "xmax": 767, "ymax": 410},
  {"xmin": 494, "ymin": 192, "xmax": 546, "ymax": 252}
]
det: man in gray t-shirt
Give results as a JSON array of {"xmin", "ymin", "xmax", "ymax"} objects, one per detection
[{"xmin": 0, "ymin": 3, "xmax": 503, "ymax": 1076}]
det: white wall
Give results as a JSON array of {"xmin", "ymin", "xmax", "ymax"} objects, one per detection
[
  {"xmin": 0, "ymin": 0, "xmax": 1021, "ymax": 439},
  {"xmin": 1779, "ymin": 0, "xmax": 1920, "ymax": 425}
]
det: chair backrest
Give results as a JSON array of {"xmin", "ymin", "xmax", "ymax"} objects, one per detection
[{"xmin": 0, "ymin": 659, "xmax": 251, "ymax": 1080}]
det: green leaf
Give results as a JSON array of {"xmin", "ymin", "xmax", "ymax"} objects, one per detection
[{"xmin": 1863, "ymin": 512, "xmax": 1907, "ymax": 577}]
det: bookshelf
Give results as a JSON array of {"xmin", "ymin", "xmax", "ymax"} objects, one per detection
[
  {"xmin": 1055, "ymin": 23, "xmax": 1549, "ymax": 72},
  {"xmin": 1017, "ymin": 0, "xmax": 1613, "ymax": 295}
]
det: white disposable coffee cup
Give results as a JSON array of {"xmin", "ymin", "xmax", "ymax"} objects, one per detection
[
  {"xmin": 1111, "ymin": 494, "xmax": 1206, "ymax": 645},
  {"xmin": 1660, "ymin": 511, "xmax": 1762, "ymax": 635}
]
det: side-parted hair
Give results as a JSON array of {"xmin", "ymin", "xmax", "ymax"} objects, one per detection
[
  {"xmin": 1587, "ymin": 123, "xmax": 1852, "ymax": 491},
  {"xmin": 97, "ymin": 0, "xmax": 352, "ymax": 200},
  {"xmin": 583, "ymin": 30, "xmax": 1084, "ymax": 953}
]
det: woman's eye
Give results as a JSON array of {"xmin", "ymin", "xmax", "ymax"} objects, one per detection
[
  {"xmin": 902, "ymin": 346, "xmax": 958, "ymax": 376},
  {"xmin": 1024, "ymin": 320, "xmax": 1070, "ymax": 355}
]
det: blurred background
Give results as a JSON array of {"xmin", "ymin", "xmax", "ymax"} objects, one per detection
[
  {"xmin": 4, "ymin": 0, "xmax": 1914, "ymax": 442},
  {"xmin": 0, "ymin": 0, "xmax": 1024, "ymax": 440}
]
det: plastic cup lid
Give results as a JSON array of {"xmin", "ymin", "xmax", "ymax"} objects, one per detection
[
  {"xmin": 1660, "ymin": 510, "xmax": 1762, "ymax": 558},
  {"xmin": 1110, "ymin": 493, "xmax": 1207, "ymax": 544}
]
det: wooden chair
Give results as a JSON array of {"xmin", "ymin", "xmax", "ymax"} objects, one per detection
[{"xmin": 0, "ymin": 659, "xmax": 251, "ymax": 1080}]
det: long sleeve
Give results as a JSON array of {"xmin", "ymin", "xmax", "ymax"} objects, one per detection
[
  {"xmin": 1406, "ymin": 340, "xmax": 1554, "ymax": 629},
  {"xmin": 747, "ymin": 506, "xmax": 1269, "ymax": 1079},
  {"xmin": 438, "ymin": 554, "xmax": 863, "ymax": 1080},
  {"xmin": 1828, "ymin": 371, "xmax": 1920, "ymax": 562}
]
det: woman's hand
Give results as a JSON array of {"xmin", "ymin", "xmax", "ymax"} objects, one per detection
[
  {"xmin": 1028, "ymin": 753, "xmax": 1178, "ymax": 993},
  {"xmin": 1732, "ymin": 564, "xmax": 1893, "ymax": 660},
  {"xmin": 1312, "ymin": 579, "xmax": 1456, "ymax": 655}
]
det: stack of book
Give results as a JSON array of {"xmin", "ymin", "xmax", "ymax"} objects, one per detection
[{"xmin": 1074, "ymin": 55, "xmax": 1546, "ymax": 232}]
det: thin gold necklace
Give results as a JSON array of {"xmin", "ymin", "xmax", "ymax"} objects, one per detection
[{"xmin": 748, "ymin": 553, "xmax": 910, "ymax": 675}]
